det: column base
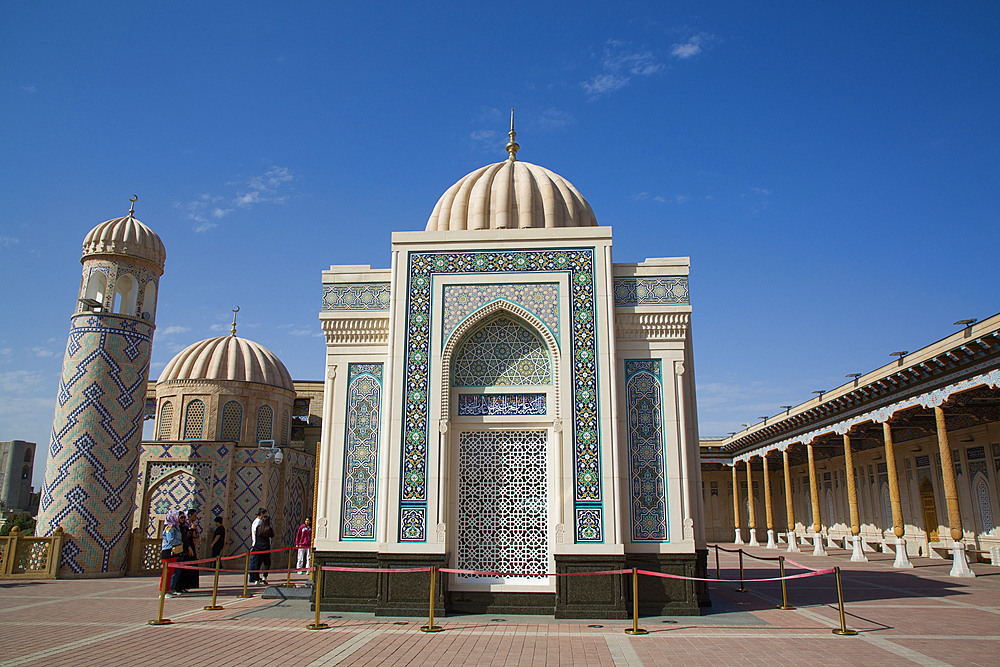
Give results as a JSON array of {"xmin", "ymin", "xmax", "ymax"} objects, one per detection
[
  {"xmin": 893, "ymin": 538, "xmax": 913, "ymax": 569},
  {"xmin": 881, "ymin": 540, "xmax": 893, "ymax": 554},
  {"xmin": 734, "ymin": 528, "xmax": 744, "ymax": 545},
  {"xmin": 811, "ymin": 534, "xmax": 827, "ymax": 557},
  {"xmin": 748, "ymin": 528, "xmax": 760, "ymax": 547},
  {"xmin": 850, "ymin": 535, "xmax": 868, "ymax": 563},
  {"xmin": 990, "ymin": 545, "xmax": 1000, "ymax": 567},
  {"xmin": 786, "ymin": 532, "xmax": 800, "ymax": 552},
  {"xmin": 949, "ymin": 542, "xmax": 976, "ymax": 578},
  {"xmin": 765, "ymin": 529, "xmax": 778, "ymax": 549},
  {"xmin": 826, "ymin": 534, "xmax": 837, "ymax": 549}
]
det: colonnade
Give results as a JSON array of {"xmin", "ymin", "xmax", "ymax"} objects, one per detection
[{"xmin": 723, "ymin": 408, "xmax": 982, "ymax": 577}]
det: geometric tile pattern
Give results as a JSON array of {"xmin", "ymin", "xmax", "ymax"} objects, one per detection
[
  {"xmin": 283, "ymin": 473, "xmax": 307, "ymax": 547},
  {"xmin": 341, "ymin": 363, "xmax": 382, "ymax": 540},
  {"xmin": 443, "ymin": 283, "xmax": 559, "ymax": 346},
  {"xmin": 453, "ymin": 316, "xmax": 551, "ymax": 387},
  {"xmin": 613, "ymin": 277, "xmax": 689, "ymax": 306},
  {"xmin": 230, "ymin": 465, "xmax": 264, "ymax": 554},
  {"xmin": 399, "ymin": 248, "xmax": 602, "ymax": 543},
  {"xmin": 457, "ymin": 430, "xmax": 548, "ymax": 581},
  {"xmin": 144, "ymin": 471, "xmax": 207, "ymax": 537},
  {"xmin": 322, "ymin": 283, "xmax": 391, "ymax": 311},
  {"xmin": 625, "ymin": 359, "xmax": 668, "ymax": 542},
  {"xmin": 457, "ymin": 393, "xmax": 546, "ymax": 417},
  {"xmin": 37, "ymin": 313, "xmax": 154, "ymax": 575}
]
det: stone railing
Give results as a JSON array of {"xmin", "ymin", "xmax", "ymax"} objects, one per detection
[
  {"xmin": 128, "ymin": 527, "xmax": 164, "ymax": 576},
  {"xmin": 0, "ymin": 526, "xmax": 64, "ymax": 579}
]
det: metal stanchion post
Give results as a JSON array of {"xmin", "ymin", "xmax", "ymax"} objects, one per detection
[
  {"xmin": 715, "ymin": 545, "xmax": 721, "ymax": 580},
  {"xmin": 237, "ymin": 551, "xmax": 253, "ymax": 598},
  {"xmin": 148, "ymin": 562, "xmax": 173, "ymax": 625},
  {"xmin": 420, "ymin": 567, "xmax": 443, "ymax": 632},
  {"xmin": 306, "ymin": 565, "xmax": 329, "ymax": 630},
  {"xmin": 776, "ymin": 555, "xmax": 795, "ymax": 610},
  {"xmin": 736, "ymin": 549, "xmax": 749, "ymax": 593},
  {"xmin": 204, "ymin": 556, "xmax": 224, "ymax": 610},
  {"xmin": 831, "ymin": 567, "xmax": 858, "ymax": 636},
  {"xmin": 624, "ymin": 568, "xmax": 648, "ymax": 635}
]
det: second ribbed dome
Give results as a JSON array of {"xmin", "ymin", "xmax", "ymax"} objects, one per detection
[{"xmin": 158, "ymin": 336, "xmax": 294, "ymax": 391}]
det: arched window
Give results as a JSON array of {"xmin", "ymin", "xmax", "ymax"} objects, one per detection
[
  {"xmin": 452, "ymin": 315, "xmax": 551, "ymax": 387},
  {"xmin": 157, "ymin": 401, "xmax": 173, "ymax": 440},
  {"xmin": 281, "ymin": 410, "xmax": 289, "ymax": 445},
  {"xmin": 23, "ymin": 448, "xmax": 32, "ymax": 462},
  {"xmin": 220, "ymin": 401, "xmax": 243, "ymax": 441},
  {"xmin": 21, "ymin": 466, "xmax": 30, "ymax": 480},
  {"xmin": 256, "ymin": 405, "xmax": 273, "ymax": 442},
  {"xmin": 184, "ymin": 400, "xmax": 205, "ymax": 439},
  {"xmin": 141, "ymin": 279, "xmax": 157, "ymax": 321},
  {"xmin": 113, "ymin": 273, "xmax": 138, "ymax": 316},
  {"xmin": 975, "ymin": 476, "xmax": 995, "ymax": 536},
  {"xmin": 83, "ymin": 271, "xmax": 108, "ymax": 311}
]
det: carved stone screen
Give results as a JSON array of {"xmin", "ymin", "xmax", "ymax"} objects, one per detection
[{"xmin": 457, "ymin": 430, "xmax": 548, "ymax": 582}]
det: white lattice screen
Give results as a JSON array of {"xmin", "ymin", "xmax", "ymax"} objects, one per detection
[
  {"xmin": 257, "ymin": 405, "xmax": 273, "ymax": 442},
  {"xmin": 157, "ymin": 402, "xmax": 173, "ymax": 440},
  {"xmin": 457, "ymin": 430, "xmax": 548, "ymax": 582},
  {"xmin": 184, "ymin": 400, "xmax": 205, "ymax": 440},
  {"xmin": 221, "ymin": 401, "xmax": 242, "ymax": 440}
]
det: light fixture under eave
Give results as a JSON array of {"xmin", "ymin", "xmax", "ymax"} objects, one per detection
[{"xmin": 954, "ymin": 319, "xmax": 977, "ymax": 327}]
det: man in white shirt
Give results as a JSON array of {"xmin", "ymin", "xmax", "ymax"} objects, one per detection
[{"xmin": 249, "ymin": 508, "xmax": 268, "ymax": 583}]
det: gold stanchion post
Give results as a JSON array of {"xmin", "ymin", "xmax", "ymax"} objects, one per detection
[
  {"xmin": 624, "ymin": 568, "xmax": 648, "ymax": 635},
  {"xmin": 204, "ymin": 556, "xmax": 224, "ymax": 610},
  {"xmin": 420, "ymin": 567, "xmax": 443, "ymax": 632},
  {"xmin": 736, "ymin": 549, "xmax": 749, "ymax": 593},
  {"xmin": 237, "ymin": 551, "xmax": 253, "ymax": 598},
  {"xmin": 831, "ymin": 567, "xmax": 858, "ymax": 636},
  {"xmin": 776, "ymin": 556, "xmax": 795, "ymax": 610},
  {"xmin": 286, "ymin": 547, "xmax": 292, "ymax": 587},
  {"xmin": 148, "ymin": 562, "xmax": 173, "ymax": 625},
  {"xmin": 306, "ymin": 565, "xmax": 329, "ymax": 630},
  {"xmin": 715, "ymin": 545, "xmax": 721, "ymax": 579}
]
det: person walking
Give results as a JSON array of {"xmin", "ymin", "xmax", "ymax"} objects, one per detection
[
  {"xmin": 295, "ymin": 517, "xmax": 312, "ymax": 574},
  {"xmin": 210, "ymin": 516, "xmax": 226, "ymax": 558},
  {"xmin": 249, "ymin": 509, "xmax": 272, "ymax": 584},
  {"xmin": 161, "ymin": 510, "xmax": 184, "ymax": 598},
  {"xmin": 179, "ymin": 509, "xmax": 200, "ymax": 591}
]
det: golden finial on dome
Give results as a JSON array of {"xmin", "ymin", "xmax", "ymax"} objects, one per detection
[
  {"xmin": 128, "ymin": 195, "xmax": 137, "ymax": 216},
  {"xmin": 230, "ymin": 306, "xmax": 239, "ymax": 337},
  {"xmin": 506, "ymin": 108, "xmax": 519, "ymax": 161}
]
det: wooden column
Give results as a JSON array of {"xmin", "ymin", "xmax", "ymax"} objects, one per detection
[
  {"xmin": 882, "ymin": 422, "xmax": 905, "ymax": 538},
  {"xmin": 762, "ymin": 453, "xmax": 777, "ymax": 547},
  {"xmin": 842, "ymin": 434, "xmax": 860, "ymax": 536},
  {"xmin": 807, "ymin": 444, "xmax": 821, "ymax": 533},
  {"xmin": 934, "ymin": 407, "xmax": 964, "ymax": 542},
  {"xmin": 745, "ymin": 458, "xmax": 756, "ymax": 532},
  {"xmin": 782, "ymin": 449, "xmax": 799, "ymax": 551},
  {"xmin": 732, "ymin": 464, "xmax": 742, "ymax": 544}
]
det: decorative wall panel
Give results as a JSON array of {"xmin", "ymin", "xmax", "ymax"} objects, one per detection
[
  {"xmin": 453, "ymin": 316, "xmax": 551, "ymax": 387},
  {"xmin": 442, "ymin": 283, "xmax": 558, "ymax": 345},
  {"xmin": 341, "ymin": 363, "xmax": 383, "ymax": 540},
  {"xmin": 457, "ymin": 430, "xmax": 548, "ymax": 580},
  {"xmin": 145, "ymin": 471, "xmax": 207, "ymax": 537},
  {"xmin": 625, "ymin": 359, "xmax": 668, "ymax": 541},
  {"xmin": 322, "ymin": 283, "xmax": 391, "ymax": 311},
  {"xmin": 613, "ymin": 277, "xmax": 689, "ymax": 306},
  {"xmin": 457, "ymin": 393, "xmax": 546, "ymax": 417},
  {"xmin": 398, "ymin": 248, "xmax": 602, "ymax": 543}
]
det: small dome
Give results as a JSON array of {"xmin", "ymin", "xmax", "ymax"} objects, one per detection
[
  {"xmin": 426, "ymin": 159, "xmax": 597, "ymax": 232},
  {"xmin": 158, "ymin": 336, "xmax": 294, "ymax": 392},
  {"xmin": 82, "ymin": 213, "xmax": 166, "ymax": 267}
]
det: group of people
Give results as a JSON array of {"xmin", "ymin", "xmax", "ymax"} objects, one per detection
[{"xmin": 159, "ymin": 507, "xmax": 312, "ymax": 595}]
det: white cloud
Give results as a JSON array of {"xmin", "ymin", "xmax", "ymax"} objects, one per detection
[
  {"xmin": 671, "ymin": 33, "xmax": 714, "ymax": 60},
  {"xmin": 675, "ymin": 195, "xmax": 689, "ymax": 203},
  {"xmin": 0, "ymin": 348, "xmax": 11, "ymax": 357},
  {"xmin": 30, "ymin": 347, "xmax": 53, "ymax": 357},
  {"xmin": 470, "ymin": 130, "xmax": 495, "ymax": 141},
  {"xmin": 22, "ymin": 86, "xmax": 36, "ymax": 94},
  {"xmin": 631, "ymin": 192, "xmax": 650, "ymax": 201},
  {"xmin": 0, "ymin": 370, "xmax": 48, "ymax": 394},
  {"xmin": 209, "ymin": 323, "xmax": 227, "ymax": 333},
  {"xmin": 211, "ymin": 207, "xmax": 232, "ymax": 218},
  {"xmin": 0, "ymin": 236, "xmax": 18, "ymax": 250},
  {"xmin": 581, "ymin": 40, "xmax": 663, "ymax": 98},
  {"xmin": 234, "ymin": 166, "xmax": 293, "ymax": 209},
  {"xmin": 176, "ymin": 167, "xmax": 294, "ymax": 232},
  {"xmin": 751, "ymin": 187, "xmax": 773, "ymax": 196},
  {"xmin": 289, "ymin": 328, "xmax": 316, "ymax": 337},
  {"xmin": 159, "ymin": 326, "xmax": 191, "ymax": 335},
  {"xmin": 537, "ymin": 108, "xmax": 575, "ymax": 131},
  {"xmin": 193, "ymin": 221, "xmax": 217, "ymax": 233}
]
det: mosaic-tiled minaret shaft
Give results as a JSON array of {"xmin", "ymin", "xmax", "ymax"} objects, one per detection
[{"xmin": 37, "ymin": 200, "xmax": 166, "ymax": 576}]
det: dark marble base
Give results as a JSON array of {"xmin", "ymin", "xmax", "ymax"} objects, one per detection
[
  {"xmin": 447, "ymin": 590, "xmax": 555, "ymax": 615},
  {"xmin": 624, "ymin": 551, "xmax": 706, "ymax": 616},
  {"xmin": 313, "ymin": 551, "xmax": 447, "ymax": 617},
  {"xmin": 555, "ymin": 554, "xmax": 628, "ymax": 619}
]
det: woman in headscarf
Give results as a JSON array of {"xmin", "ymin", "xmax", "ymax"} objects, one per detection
[
  {"xmin": 178, "ymin": 508, "xmax": 200, "ymax": 591},
  {"xmin": 160, "ymin": 510, "xmax": 184, "ymax": 597}
]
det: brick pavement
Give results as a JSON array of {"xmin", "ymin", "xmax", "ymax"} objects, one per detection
[{"xmin": 0, "ymin": 546, "xmax": 998, "ymax": 666}]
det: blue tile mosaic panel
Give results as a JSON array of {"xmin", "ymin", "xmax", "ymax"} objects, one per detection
[
  {"xmin": 625, "ymin": 359, "xmax": 668, "ymax": 542},
  {"xmin": 613, "ymin": 277, "xmax": 689, "ymax": 306},
  {"xmin": 457, "ymin": 393, "xmax": 546, "ymax": 417},
  {"xmin": 322, "ymin": 283, "xmax": 391, "ymax": 311},
  {"xmin": 442, "ymin": 283, "xmax": 558, "ymax": 345},
  {"xmin": 399, "ymin": 248, "xmax": 603, "ymax": 543},
  {"xmin": 341, "ymin": 363, "xmax": 383, "ymax": 540},
  {"xmin": 453, "ymin": 316, "xmax": 551, "ymax": 387}
]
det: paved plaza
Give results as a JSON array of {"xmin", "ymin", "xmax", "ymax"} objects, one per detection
[{"xmin": 0, "ymin": 546, "xmax": 997, "ymax": 667}]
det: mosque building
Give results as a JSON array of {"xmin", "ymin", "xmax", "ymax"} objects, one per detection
[{"xmin": 34, "ymin": 122, "xmax": 708, "ymax": 616}]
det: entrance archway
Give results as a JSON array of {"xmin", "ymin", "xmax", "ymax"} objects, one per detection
[{"xmin": 920, "ymin": 478, "xmax": 939, "ymax": 542}]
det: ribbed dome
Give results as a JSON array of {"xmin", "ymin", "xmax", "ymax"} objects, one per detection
[
  {"xmin": 82, "ymin": 213, "xmax": 166, "ymax": 268},
  {"xmin": 426, "ymin": 159, "xmax": 597, "ymax": 231},
  {"xmin": 158, "ymin": 336, "xmax": 294, "ymax": 391}
]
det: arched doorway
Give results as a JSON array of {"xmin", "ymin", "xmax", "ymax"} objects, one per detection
[
  {"xmin": 144, "ymin": 471, "xmax": 207, "ymax": 537},
  {"xmin": 920, "ymin": 478, "xmax": 939, "ymax": 542}
]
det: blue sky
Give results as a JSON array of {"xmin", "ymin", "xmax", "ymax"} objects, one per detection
[{"xmin": 2, "ymin": 2, "xmax": 997, "ymax": 488}]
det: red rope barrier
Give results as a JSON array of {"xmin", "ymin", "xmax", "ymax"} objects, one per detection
[
  {"xmin": 439, "ymin": 568, "xmax": 633, "ymax": 577},
  {"xmin": 321, "ymin": 566, "xmax": 431, "ymax": 573},
  {"xmin": 638, "ymin": 568, "xmax": 834, "ymax": 583}
]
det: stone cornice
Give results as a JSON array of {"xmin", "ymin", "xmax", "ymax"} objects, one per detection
[
  {"xmin": 320, "ymin": 316, "xmax": 390, "ymax": 345},
  {"xmin": 615, "ymin": 312, "xmax": 689, "ymax": 341}
]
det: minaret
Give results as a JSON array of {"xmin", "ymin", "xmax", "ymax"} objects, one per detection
[{"xmin": 37, "ymin": 197, "xmax": 166, "ymax": 577}]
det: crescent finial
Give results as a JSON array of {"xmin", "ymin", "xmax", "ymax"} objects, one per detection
[
  {"xmin": 231, "ymin": 306, "xmax": 239, "ymax": 337},
  {"xmin": 129, "ymin": 194, "xmax": 137, "ymax": 215}
]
